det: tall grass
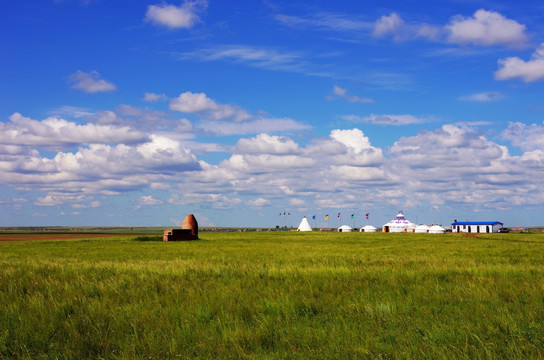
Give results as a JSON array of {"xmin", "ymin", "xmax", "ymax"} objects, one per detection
[{"xmin": 1, "ymin": 232, "xmax": 543, "ymax": 359}]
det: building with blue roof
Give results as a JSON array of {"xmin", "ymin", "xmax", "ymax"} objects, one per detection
[{"xmin": 451, "ymin": 221, "xmax": 503, "ymax": 233}]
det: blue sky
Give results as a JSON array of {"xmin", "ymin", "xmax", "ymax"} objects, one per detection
[{"xmin": 2, "ymin": 0, "xmax": 544, "ymax": 228}]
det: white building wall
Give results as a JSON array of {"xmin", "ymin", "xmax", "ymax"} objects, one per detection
[{"xmin": 451, "ymin": 223, "xmax": 502, "ymax": 233}]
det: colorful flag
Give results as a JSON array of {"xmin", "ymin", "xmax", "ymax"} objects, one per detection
[
  {"xmin": 325, "ymin": 215, "xmax": 329, "ymax": 220},
  {"xmin": 366, "ymin": 213, "xmax": 369, "ymax": 219},
  {"xmin": 312, "ymin": 215, "xmax": 316, "ymax": 220},
  {"xmin": 350, "ymin": 214, "xmax": 354, "ymax": 219},
  {"xmin": 338, "ymin": 213, "xmax": 341, "ymax": 218}
]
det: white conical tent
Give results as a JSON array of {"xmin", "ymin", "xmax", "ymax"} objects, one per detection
[{"xmin": 297, "ymin": 216, "xmax": 312, "ymax": 231}]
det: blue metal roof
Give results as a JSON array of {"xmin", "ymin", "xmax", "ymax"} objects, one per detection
[{"xmin": 451, "ymin": 221, "xmax": 503, "ymax": 226}]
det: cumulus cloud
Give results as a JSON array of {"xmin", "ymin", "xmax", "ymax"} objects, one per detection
[
  {"xmin": 446, "ymin": 9, "xmax": 528, "ymax": 48},
  {"xmin": 235, "ymin": 134, "xmax": 300, "ymax": 154},
  {"xmin": 327, "ymin": 86, "xmax": 374, "ymax": 103},
  {"xmin": 0, "ymin": 132, "xmax": 201, "ymax": 201},
  {"xmin": 495, "ymin": 43, "xmax": 544, "ymax": 82},
  {"xmin": 1, "ymin": 113, "xmax": 146, "ymax": 148},
  {"xmin": 68, "ymin": 70, "xmax": 116, "ymax": 93},
  {"xmin": 383, "ymin": 124, "xmax": 544, "ymax": 211},
  {"xmin": 459, "ymin": 92, "xmax": 503, "ymax": 102},
  {"xmin": 170, "ymin": 91, "xmax": 252, "ymax": 122},
  {"xmin": 343, "ymin": 114, "xmax": 427, "ymax": 125},
  {"xmin": 145, "ymin": 0, "xmax": 207, "ymax": 29},
  {"xmin": 502, "ymin": 121, "xmax": 544, "ymax": 151},
  {"xmin": 372, "ymin": 9, "xmax": 527, "ymax": 48}
]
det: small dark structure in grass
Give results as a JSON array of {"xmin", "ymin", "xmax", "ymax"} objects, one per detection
[{"xmin": 163, "ymin": 214, "xmax": 199, "ymax": 241}]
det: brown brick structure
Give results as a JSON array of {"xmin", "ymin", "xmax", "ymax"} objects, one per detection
[{"xmin": 163, "ymin": 214, "xmax": 199, "ymax": 241}]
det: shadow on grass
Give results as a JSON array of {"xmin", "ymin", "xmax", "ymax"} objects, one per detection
[
  {"xmin": 132, "ymin": 236, "xmax": 208, "ymax": 242},
  {"xmin": 133, "ymin": 236, "xmax": 163, "ymax": 242}
]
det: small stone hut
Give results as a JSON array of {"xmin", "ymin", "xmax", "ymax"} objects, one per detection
[{"xmin": 163, "ymin": 214, "xmax": 199, "ymax": 241}]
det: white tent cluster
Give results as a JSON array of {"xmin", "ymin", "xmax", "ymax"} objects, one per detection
[{"xmin": 296, "ymin": 211, "xmax": 447, "ymax": 234}]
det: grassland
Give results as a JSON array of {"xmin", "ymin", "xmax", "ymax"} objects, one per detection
[{"xmin": 1, "ymin": 231, "xmax": 543, "ymax": 359}]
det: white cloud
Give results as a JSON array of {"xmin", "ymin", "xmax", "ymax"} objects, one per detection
[
  {"xmin": 68, "ymin": 70, "xmax": 116, "ymax": 93},
  {"xmin": 327, "ymin": 86, "xmax": 374, "ymax": 103},
  {"xmin": 145, "ymin": 0, "xmax": 207, "ymax": 29},
  {"xmin": 373, "ymin": 13, "xmax": 405, "ymax": 40},
  {"xmin": 343, "ymin": 114, "xmax": 427, "ymax": 125},
  {"xmin": 371, "ymin": 9, "xmax": 527, "ymax": 49},
  {"xmin": 248, "ymin": 198, "xmax": 271, "ymax": 208},
  {"xmin": 138, "ymin": 195, "xmax": 164, "ymax": 206},
  {"xmin": 373, "ymin": 13, "xmax": 441, "ymax": 42},
  {"xmin": 446, "ymin": 9, "xmax": 528, "ymax": 48},
  {"xmin": 495, "ymin": 43, "xmax": 544, "ymax": 82},
  {"xmin": 502, "ymin": 121, "xmax": 544, "ymax": 151},
  {"xmin": 459, "ymin": 92, "xmax": 503, "ymax": 102},
  {"xmin": 143, "ymin": 92, "xmax": 168, "ymax": 102},
  {"xmin": 170, "ymin": 91, "xmax": 252, "ymax": 122},
  {"xmin": 235, "ymin": 134, "xmax": 300, "ymax": 154},
  {"xmin": 1, "ymin": 113, "xmax": 146, "ymax": 147},
  {"xmin": 0, "ymin": 129, "xmax": 201, "ymax": 200}
]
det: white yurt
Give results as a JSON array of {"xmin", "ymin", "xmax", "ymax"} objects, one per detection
[
  {"xmin": 428, "ymin": 225, "xmax": 446, "ymax": 234},
  {"xmin": 414, "ymin": 224, "xmax": 430, "ymax": 233},
  {"xmin": 382, "ymin": 211, "xmax": 416, "ymax": 233},
  {"xmin": 360, "ymin": 225, "xmax": 378, "ymax": 232},
  {"xmin": 338, "ymin": 225, "xmax": 353, "ymax": 232},
  {"xmin": 297, "ymin": 216, "xmax": 312, "ymax": 231}
]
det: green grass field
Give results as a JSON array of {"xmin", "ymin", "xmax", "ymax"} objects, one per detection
[{"xmin": 1, "ymin": 231, "xmax": 543, "ymax": 359}]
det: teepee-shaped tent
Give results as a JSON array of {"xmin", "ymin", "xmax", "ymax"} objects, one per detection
[{"xmin": 297, "ymin": 216, "xmax": 312, "ymax": 231}]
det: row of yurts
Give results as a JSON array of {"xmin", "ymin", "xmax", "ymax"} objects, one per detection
[{"xmin": 297, "ymin": 211, "xmax": 446, "ymax": 233}]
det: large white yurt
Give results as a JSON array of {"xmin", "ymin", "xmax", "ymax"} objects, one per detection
[
  {"xmin": 428, "ymin": 225, "xmax": 446, "ymax": 234},
  {"xmin": 297, "ymin": 216, "xmax": 312, "ymax": 231},
  {"xmin": 414, "ymin": 224, "xmax": 430, "ymax": 233},
  {"xmin": 360, "ymin": 225, "xmax": 378, "ymax": 232},
  {"xmin": 382, "ymin": 211, "xmax": 416, "ymax": 233},
  {"xmin": 338, "ymin": 225, "xmax": 353, "ymax": 232}
]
